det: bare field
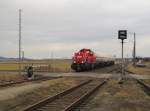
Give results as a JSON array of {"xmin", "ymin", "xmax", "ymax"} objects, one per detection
[
  {"xmin": 0, "ymin": 59, "xmax": 72, "ymax": 72},
  {"xmin": 0, "ymin": 59, "xmax": 71, "ymax": 83}
]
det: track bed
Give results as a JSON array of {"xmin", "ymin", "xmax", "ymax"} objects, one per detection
[
  {"xmin": 0, "ymin": 75, "xmax": 61, "ymax": 87},
  {"xmin": 79, "ymin": 79, "xmax": 150, "ymax": 111},
  {"xmin": 23, "ymin": 79, "xmax": 106, "ymax": 111}
]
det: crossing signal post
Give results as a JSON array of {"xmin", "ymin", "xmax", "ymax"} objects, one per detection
[{"xmin": 118, "ymin": 30, "xmax": 127, "ymax": 80}]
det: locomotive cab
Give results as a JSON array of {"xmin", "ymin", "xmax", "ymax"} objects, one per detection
[{"xmin": 71, "ymin": 48, "xmax": 96, "ymax": 72}]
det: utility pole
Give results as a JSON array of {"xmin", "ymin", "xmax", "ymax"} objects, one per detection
[
  {"xmin": 133, "ymin": 33, "xmax": 136, "ymax": 66},
  {"xmin": 22, "ymin": 51, "xmax": 24, "ymax": 60},
  {"xmin": 51, "ymin": 52, "xmax": 53, "ymax": 60},
  {"xmin": 51, "ymin": 52, "xmax": 54, "ymax": 72},
  {"xmin": 19, "ymin": 9, "xmax": 22, "ymax": 75}
]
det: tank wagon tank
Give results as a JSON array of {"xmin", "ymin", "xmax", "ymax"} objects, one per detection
[{"xmin": 71, "ymin": 48, "xmax": 114, "ymax": 72}]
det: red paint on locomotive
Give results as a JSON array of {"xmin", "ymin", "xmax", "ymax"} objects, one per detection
[
  {"xmin": 71, "ymin": 48, "xmax": 114, "ymax": 72},
  {"xmin": 72, "ymin": 49, "xmax": 96, "ymax": 64}
]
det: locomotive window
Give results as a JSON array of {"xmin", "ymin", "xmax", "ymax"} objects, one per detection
[
  {"xmin": 80, "ymin": 49, "xmax": 84, "ymax": 52},
  {"xmin": 90, "ymin": 51, "xmax": 94, "ymax": 54},
  {"xmin": 80, "ymin": 49, "xmax": 91, "ymax": 52}
]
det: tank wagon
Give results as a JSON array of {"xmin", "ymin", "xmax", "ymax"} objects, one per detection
[{"xmin": 71, "ymin": 48, "xmax": 114, "ymax": 72}]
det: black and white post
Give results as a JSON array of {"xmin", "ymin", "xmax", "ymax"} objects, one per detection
[{"xmin": 118, "ymin": 30, "xmax": 127, "ymax": 80}]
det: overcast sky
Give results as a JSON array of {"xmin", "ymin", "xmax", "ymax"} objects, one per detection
[{"xmin": 0, "ymin": 0, "xmax": 150, "ymax": 58}]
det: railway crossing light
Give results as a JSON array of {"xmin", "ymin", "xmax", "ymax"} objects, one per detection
[{"xmin": 118, "ymin": 30, "xmax": 127, "ymax": 81}]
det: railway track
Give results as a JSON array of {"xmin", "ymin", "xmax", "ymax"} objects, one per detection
[
  {"xmin": 108, "ymin": 67, "xmax": 121, "ymax": 73},
  {"xmin": 0, "ymin": 76, "xmax": 61, "ymax": 87},
  {"xmin": 106, "ymin": 63, "xmax": 122, "ymax": 73},
  {"xmin": 136, "ymin": 79, "xmax": 150, "ymax": 92},
  {"xmin": 22, "ymin": 79, "xmax": 107, "ymax": 111},
  {"xmin": 124, "ymin": 70, "xmax": 150, "ymax": 95}
]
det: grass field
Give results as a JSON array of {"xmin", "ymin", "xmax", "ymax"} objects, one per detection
[
  {"xmin": 0, "ymin": 59, "xmax": 72, "ymax": 72},
  {"xmin": 128, "ymin": 61, "xmax": 150, "ymax": 75}
]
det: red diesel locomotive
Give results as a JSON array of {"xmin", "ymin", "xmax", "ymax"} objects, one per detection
[{"xmin": 71, "ymin": 48, "xmax": 114, "ymax": 72}]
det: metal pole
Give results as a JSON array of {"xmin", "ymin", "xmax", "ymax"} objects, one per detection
[
  {"xmin": 133, "ymin": 33, "xmax": 136, "ymax": 66},
  {"xmin": 19, "ymin": 9, "xmax": 22, "ymax": 75},
  {"xmin": 50, "ymin": 52, "xmax": 53, "ymax": 72},
  {"xmin": 22, "ymin": 51, "xmax": 24, "ymax": 61},
  {"xmin": 51, "ymin": 52, "xmax": 55, "ymax": 72},
  {"xmin": 121, "ymin": 39, "xmax": 124, "ymax": 78}
]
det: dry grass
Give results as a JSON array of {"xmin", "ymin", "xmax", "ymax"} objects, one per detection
[
  {"xmin": 0, "ymin": 77, "xmax": 88, "ymax": 111},
  {"xmin": 81, "ymin": 79, "xmax": 150, "ymax": 111},
  {"xmin": 0, "ymin": 59, "xmax": 72, "ymax": 72},
  {"xmin": 0, "ymin": 74, "xmax": 25, "ymax": 83},
  {"xmin": 127, "ymin": 62, "xmax": 150, "ymax": 75},
  {"xmin": 143, "ymin": 79, "xmax": 150, "ymax": 85}
]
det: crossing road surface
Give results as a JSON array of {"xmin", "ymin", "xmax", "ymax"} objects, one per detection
[{"xmin": 37, "ymin": 72, "xmax": 150, "ymax": 79}]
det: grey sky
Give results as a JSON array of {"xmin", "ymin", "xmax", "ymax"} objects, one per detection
[{"xmin": 0, "ymin": 0, "xmax": 150, "ymax": 58}]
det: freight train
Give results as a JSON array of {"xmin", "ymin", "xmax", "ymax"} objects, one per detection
[{"xmin": 71, "ymin": 48, "xmax": 114, "ymax": 72}]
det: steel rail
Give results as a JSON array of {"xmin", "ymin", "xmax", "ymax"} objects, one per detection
[
  {"xmin": 136, "ymin": 79, "xmax": 150, "ymax": 91},
  {"xmin": 21, "ymin": 79, "xmax": 92, "ymax": 111},
  {"xmin": 63, "ymin": 79, "xmax": 107, "ymax": 111},
  {"xmin": 0, "ymin": 77, "xmax": 62, "ymax": 87}
]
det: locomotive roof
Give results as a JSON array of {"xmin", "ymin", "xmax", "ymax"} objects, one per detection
[{"xmin": 80, "ymin": 48, "xmax": 91, "ymax": 52}]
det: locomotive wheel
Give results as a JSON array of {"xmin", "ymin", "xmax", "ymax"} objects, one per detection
[
  {"xmin": 91, "ymin": 64, "xmax": 95, "ymax": 70},
  {"xmin": 76, "ymin": 65, "xmax": 81, "ymax": 72},
  {"xmin": 85, "ymin": 62, "xmax": 89, "ymax": 70}
]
